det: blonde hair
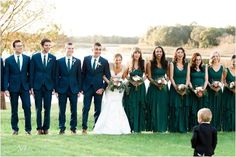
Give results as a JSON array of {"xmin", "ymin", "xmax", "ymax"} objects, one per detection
[
  {"xmin": 209, "ymin": 51, "xmax": 220, "ymax": 65},
  {"xmin": 197, "ymin": 108, "xmax": 212, "ymax": 123}
]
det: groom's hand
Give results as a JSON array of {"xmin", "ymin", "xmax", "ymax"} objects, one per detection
[{"xmin": 96, "ymin": 88, "xmax": 104, "ymax": 95}]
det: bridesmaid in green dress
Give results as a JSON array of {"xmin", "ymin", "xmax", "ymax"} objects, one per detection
[
  {"xmin": 222, "ymin": 55, "xmax": 236, "ymax": 131},
  {"xmin": 207, "ymin": 51, "xmax": 224, "ymax": 131},
  {"xmin": 188, "ymin": 53, "xmax": 209, "ymax": 131},
  {"xmin": 169, "ymin": 47, "xmax": 190, "ymax": 133},
  {"xmin": 146, "ymin": 46, "xmax": 169, "ymax": 132},
  {"xmin": 123, "ymin": 47, "xmax": 146, "ymax": 133}
]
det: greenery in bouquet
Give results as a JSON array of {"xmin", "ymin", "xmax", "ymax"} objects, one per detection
[
  {"xmin": 108, "ymin": 78, "xmax": 126, "ymax": 93},
  {"xmin": 176, "ymin": 84, "xmax": 188, "ymax": 96},
  {"xmin": 152, "ymin": 76, "xmax": 168, "ymax": 90},
  {"xmin": 226, "ymin": 81, "xmax": 236, "ymax": 93},
  {"xmin": 127, "ymin": 75, "xmax": 144, "ymax": 91},
  {"xmin": 192, "ymin": 86, "xmax": 207, "ymax": 98}
]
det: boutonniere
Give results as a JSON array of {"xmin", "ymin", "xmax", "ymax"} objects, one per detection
[
  {"xmin": 48, "ymin": 58, "xmax": 52, "ymax": 63},
  {"xmin": 97, "ymin": 61, "xmax": 102, "ymax": 68},
  {"xmin": 72, "ymin": 58, "xmax": 76, "ymax": 65}
]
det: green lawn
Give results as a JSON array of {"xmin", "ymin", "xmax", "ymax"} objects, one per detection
[{"xmin": 1, "ymin": 102, "xmax": 235, "ymax": 156}]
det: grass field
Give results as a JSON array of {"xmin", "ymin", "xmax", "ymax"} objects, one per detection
[{"xmin": 0, "ymin": 102, "xmax": 235, "ymax": 156}]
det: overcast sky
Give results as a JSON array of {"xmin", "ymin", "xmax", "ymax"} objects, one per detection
[{"xmin": 47, "ymin": 0, "xmax": 236, "ymax": 37}]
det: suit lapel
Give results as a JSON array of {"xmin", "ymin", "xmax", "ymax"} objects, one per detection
[
  {"xmin": 46, "ymin": 54, "xmax": 52, "ymax": 69},
  {"xmin": 11, "ymin": 56, "xmax": 20, "ymax": 72},
  {"xmin": 21, "ymin": 55, "xmax": 26, "ymax": 72},
  {"xmin": 63, "ymin": 57, "xmax": 70, "ymax": 73},
  {"xmin": 70, "ymin": 57, "xmax": 76, "ymax": 72},
  {"xmin": 37, "ymin": 53, "xmax": 44, "ymax": 69},
  {"xmin": 94, "ymin": 57, "xmax": 102, "ymax": 72},
  {"xmin": 88, "ymin": 56, "xmax": 93, "ymax": 71}
]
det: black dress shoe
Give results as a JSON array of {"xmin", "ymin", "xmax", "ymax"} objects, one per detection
[
  {"xmin": 12, "ymin": 130, "xmax": 18, "ymax": 135},
  {"xmin": 59, "ymin": 130, "xmax": 65, "ymax": 135},
  {"xmin": 71, "ymin": 130, "xmax": 76, "ymax": 134},
  {"xmin": 25, "ymin": 131, "xmax": 31, "ymax": 135}
]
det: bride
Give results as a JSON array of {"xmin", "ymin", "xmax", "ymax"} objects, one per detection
[{"xmin": 93, "ymin": 53, "xmax": 131, "ymax": 134}]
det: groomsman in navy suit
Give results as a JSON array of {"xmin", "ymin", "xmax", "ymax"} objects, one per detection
[
  {"xmin": 4, "ymin": 40, "xmax": 31, "ymax": 135},
  {"xmin": 30, "ymin": 39, "xmax": 56, "ymax": 135},
  {"xmin": 55, "ymin": 42, "xmax": 81, "ymax": 134},
  {"xmin": 81, "ymin": 42, "xmax": 111, "ymax": 134}
]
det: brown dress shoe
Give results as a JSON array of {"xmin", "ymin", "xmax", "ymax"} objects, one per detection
[
  {"xmin": 44, "ymin": 130, "xmax": 48, "ymax": 135},
  {"xmin": 37, "ymin": 129, "xmax": 43, "ymax": 135},
  {"xmin": 82, "ymin": 129, "xmax": 87, "ymax": 134}
]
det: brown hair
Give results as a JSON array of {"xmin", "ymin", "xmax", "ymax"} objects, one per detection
[
  {"xmin": 173, "ymin": 47, "xmax": 186, "ymax": 64},
  {"xmin": 131, "ymin": 47, "xmax": 145, "ymax": 72},
  {"xmin": 190, "ymin": 53, "xmax": 203, "ymax": 72},
  {"xmin": 41, "ymin": 38, "xmax": 51, "ymax": 46},
  {"xmin": 12, "ymin": 40, "xmax": 22, "ymax": 48},
  {"xmin": 114, "ymin": 53, "xmax": 123, "ymax": 60}
]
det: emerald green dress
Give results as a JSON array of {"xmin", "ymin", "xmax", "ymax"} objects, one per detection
[
  {"xmin": 146, "ymin": 66, "xmax": 169, "ymax": 132},
  {"xmin": 123, "ymin": 69, "xmax": 146, "ymax": 133},
  {"xmin": 169, "ymin": 62, "xmax": 189, "ymax": 133},
  {"xmin": 222, "ymin": 68, "xmax": 235, "ymax": 131},
  {"xmin": 208, "ymin": 65, "xmax": 223, "ymax": 131},
  {"xmin": 189, "ymin": 66, "xmax": 208, "ymax": 130}
]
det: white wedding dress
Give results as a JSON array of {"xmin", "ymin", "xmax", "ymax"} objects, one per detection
[{"xmin": 93, "ymin": 69, "xmax": 131, "ymax": 135}]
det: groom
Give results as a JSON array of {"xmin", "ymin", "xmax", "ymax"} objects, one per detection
[{"xmin": 81, "ymin": 42, "xmax": 111, "ymax": 134}]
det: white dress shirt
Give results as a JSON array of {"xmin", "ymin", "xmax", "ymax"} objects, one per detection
[
  {"xmin": 14, "ymin": 53, "xmax": 23, "ymax": 71},
  {"xmin": 41, "ymin": 52, "xmax": 48, "ymax": 67},
  {"xmin": 65, "ymin": 56, "xmax": 73, "ymax": 69},
  {"xmin": 91, "ymin": 56, "xmax": 100, "ymax": 69}
]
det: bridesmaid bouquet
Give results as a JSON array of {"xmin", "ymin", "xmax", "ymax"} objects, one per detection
[
  {"xmin": 193, "ymin": 86, "xmax": 206, "ymax": 98},
  {"xmin": 176, "ymin": 84, "xmax": 188, "ymax": 96},
  {"xmin": 153, "ymin": 77, "xmax": 168, "ymax": 90},
  {"xmin": 211, "ymin": 81, "xmax": 223, "ymax": 93},
  {"xmin": 226, "ymin": 81, "xmax": 236, "ymax": 93},
  {"xmin": 127, "ymin": 75, "xmax": 144, "ymax": 91},
  {"xmin": 108, "ymin": 77, "xmax": 126, "ymax": 93}
]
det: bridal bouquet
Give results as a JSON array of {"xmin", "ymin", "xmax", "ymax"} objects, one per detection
[
  {"xmin": 193, "ymin": 86, "xmax": 206, "ymax": 98},
  {"xmin": 127, "ymin": 75, "xmax": 144, "ymax": 91},
  {"xmin": 108, "ymin": 77, "xmax": 126, "ymax": 93},
  {"xmin": 152, "ymin": 76, "xmax": 168, "ymax": 90},
  {"xmin": 176, "ymin": 84, "xmax": 188, "ymax": 96}
]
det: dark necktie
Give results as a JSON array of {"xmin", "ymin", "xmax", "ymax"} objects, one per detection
[
  {"xmin": 92, "ymin": 58, "xmax": 96, "ymax": 70},
  {"xmin": 43, "ymin": 55, "xmax": 46, "ymax": 68},
  {"xmin": 17, "ymin": 56, "xmax": 20, "ymax": 70},
  {"xmin": 67, "ymin": 58, "xmax": 71, "ymax": 71}
]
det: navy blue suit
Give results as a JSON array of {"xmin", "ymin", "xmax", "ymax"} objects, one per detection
[
  {"xmin": 1, "ymin": 57, "xmax": 4, "ymax": 91},
  {"xmin": 30, "ymin": 52, "xmax": 56, "ymax": 131},
  {"xmin": 4, "ymin": 54, "xmax": 31, "ymax": 132},
  {"xmin": 81, "ymin": 55, "xmax": 111, "ymax": 130},
  {"xmin": 56, "ymin": 57, "xmax": 81, "ymax": 131}
]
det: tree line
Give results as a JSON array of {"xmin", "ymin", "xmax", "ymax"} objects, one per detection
[{"xmin": 139, "ymin": 24, "xmax": 235, "ymax": 48}]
